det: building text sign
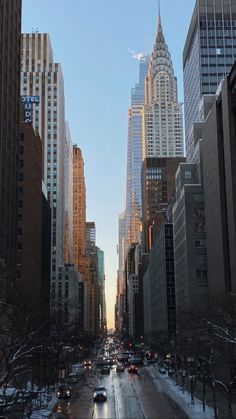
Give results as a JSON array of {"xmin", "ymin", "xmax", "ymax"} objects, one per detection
[{"xmin": 21, "ymin": 95, "xmax": 40, "ymax": 123}]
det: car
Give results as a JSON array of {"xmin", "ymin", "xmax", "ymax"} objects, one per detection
[
  {"xmin": 124, "ymin": 360, "xmax": 131, "ymax": 367},
  {"xmin": 116, "ymin": 364, "xmax": 124, "ymax": 373},
  {"xmin": 101, "ymin": 366, "xmax": 110, "ymax": 375},
  {"xmin": 129, "ymin": 357, "xmax": 143, "ymax": 366},
  {"xmin": 84, "ymin": 359, "xmax": 92, "ymax": 367},
  {"xmin": 93, "ymin": 386, "xmax": 107, "ymax": 402},
  {"xmin": 56, "ymin": 386, "xmax": 71, "ymax": 399},
  {"xmin": 128, "ymin": 365, "xmax": 138, "ymax": 374},
  {"xmin": 159, "ymin": 367, "xmax": 167, "ymax": 374}
]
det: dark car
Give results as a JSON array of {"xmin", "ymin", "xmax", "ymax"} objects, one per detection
[
  {"xmin": 129, "ymin": 357, "xmax": 143, "ymax": 366},
  {"xmin": 128, "ymin": 365, "xmax": 138, "ymax": 374},
  {"xmin": 159, "ymin": 367, "xmax": 167, "ymax": 374},
  {"xmin": 56, "ymin": 386, "xmax": 71, "ymax": 399},
  {"xmin": 101, "ymin": 366, "xmax": 110, "ymax": 375},
  {"xmin": 116, "ymin": 364, "xmax": 125, "ymax": 373},
  {"xmin": 93, "ymin": 386, "xmax": 107, "ymax": 402}
]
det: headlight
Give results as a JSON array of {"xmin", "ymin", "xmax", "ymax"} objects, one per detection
[
  {"xmin": 103, "ymin": 392, "xmax": 106, "ymax": 396},
  {"xmin": 57, "ymin": 392, "xmax": 60, "ymax": 396},
  {"xmin": 94, "ymin": 392, "xmax": 97, "ymax": 397},
  {"xmin": 67, "ymin": 391, "xmax": 70, "ymax": 395}
]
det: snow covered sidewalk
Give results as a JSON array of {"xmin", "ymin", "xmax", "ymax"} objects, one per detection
[
  {"xmin": 147, "ymin": 365, "xmax": 215, "ymax": 419},
  {"xmin": 30, "ymin": 393, "xmax": 57, "ymax": 419}
]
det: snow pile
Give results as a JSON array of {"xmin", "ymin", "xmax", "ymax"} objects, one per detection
[
  {"xmin": 147, "ymin": 366, "xmax": 215, "ymax": 419},
  {"xmin": 30, "ymin": 409, "xmax": 51, "ymax": 418},
  {"xmin": 30, "ymin": 393, "xmax": 57, "ymax": 418}
]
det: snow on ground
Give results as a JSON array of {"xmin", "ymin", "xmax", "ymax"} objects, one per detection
[
  {"xmin": 147, "ymin": 365, "xmax": 215, "ymax": 419},
  {"xmin": 30, "ymin": 393, "xmax": 57, "ymax": 419}
]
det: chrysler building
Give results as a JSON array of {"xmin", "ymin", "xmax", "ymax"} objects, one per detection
[{"xmin": 142, "ymin": 10, "xmax": 184, "ymax": 159}]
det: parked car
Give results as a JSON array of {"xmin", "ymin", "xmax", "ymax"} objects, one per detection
[
  {"xmin": 93, "ymin": 386, "xmax": 107, "ymax": 402},
  {"xmin": 101, "ymin": 366, "xmax": 110, "ymax": 375},
  {"xmin": 128, "ymin": 365, "xmax": 138, "ymax": 374},
  {"xmin": 56, "ymin": 386, "xmax": 71, "ymax": 399},
  {"xmin": 159, "ymin": 367, "xmax": 166, "ymax": 374},
  {"xmin": 116, "ymin": 364, "xmax": 125, "ymax": 373}
]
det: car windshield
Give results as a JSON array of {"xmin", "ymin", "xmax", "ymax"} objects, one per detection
[{"xmin": 95, "ymin": 387, "xmax": 106, "ymax": 392}]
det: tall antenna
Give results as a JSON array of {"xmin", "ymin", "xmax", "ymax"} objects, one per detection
[{"xmin": 158, "ymin": 0, "xmax": 161, "ymax": 18}]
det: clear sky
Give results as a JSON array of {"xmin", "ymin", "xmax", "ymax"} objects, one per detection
[{"xmin": 22, "ymin": 0, "xmax": 195, "ymax": 329}]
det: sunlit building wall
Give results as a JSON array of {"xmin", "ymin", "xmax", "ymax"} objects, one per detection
[
  {"xmin": 125, "ymin": 56, "xmax": 149, "ymax": 247},
  {"xmin": 73, "ymin": 145, "xmax": 86, "ymax": 268}
]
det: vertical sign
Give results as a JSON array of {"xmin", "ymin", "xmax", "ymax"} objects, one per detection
[{"xmin": 21, "ymin": 95, "xmax": 40, "ymax": 123}]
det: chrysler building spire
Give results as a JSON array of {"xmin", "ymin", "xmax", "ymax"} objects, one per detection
[
  {"xmin": 142, "ymin": 8, "xmax": 184, "ymax": 159},
  {"xmin": 158, "ymin": 0, "xmax": 161, "ymax": 22}
]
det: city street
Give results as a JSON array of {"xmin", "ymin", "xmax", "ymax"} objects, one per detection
[{"xmin": 51, "ymin": 366, "xmax": 188, "ymax": 419}]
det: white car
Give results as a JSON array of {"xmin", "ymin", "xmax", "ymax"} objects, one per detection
[{"xmin": 93, "ymin": 386, "xmax": 107, "ymax": 402}]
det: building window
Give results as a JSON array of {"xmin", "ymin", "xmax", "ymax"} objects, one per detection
[
  {"xmin": 193, "ymin": 194, "xmax": 204, "ymax": 202},
  {"xmin": 195, "ymin": 239, "xmax": 206, "ymax": 248},
  {"xmin": 194, "ymin": 222, "xmax": 205, "ymax": 233},
  {"xmin": 185, "ymin": 170, "xmax": 192, "ymax": 179},
  {"xmin": 196, "ymin": 270, "xmax": 207, "ymax": 279}
]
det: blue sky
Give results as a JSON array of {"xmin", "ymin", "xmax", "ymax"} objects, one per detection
[{"xmin": 22, "ymin": 0, "xmax": 195, "ymax": 328}]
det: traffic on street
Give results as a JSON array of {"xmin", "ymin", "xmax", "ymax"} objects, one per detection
[{"xmin": 50, "ymin": 335, "xmax": 188, "ymax": 419}]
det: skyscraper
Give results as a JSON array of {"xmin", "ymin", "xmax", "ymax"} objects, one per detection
[
  {"xmin": 0, "ymin": 1, "xmax": 22, "ymax": 281},
  {"xmin": 17, "ymin": 117, "xmax": 43, "ymax": 291},
  {"xmin": 117, "ymin": 211, "xmax": 126, "ymax": 331},
  {"xmin": 97, "ymin": 248, "xmax": 106, "ymax": 333},
  {"xmin": 73, "ymin": 145, "xmax": 86, "ymax": 269},
  {"xmin": 64, "ymin": 123, "xmax": 74, "ymax": 264},
  {"xmin": 125, "ymin": 56, "xmax": 149, "ymax": 246},
  {"xmin": 141, "ymin": 157, "xmax": 185, "ymax": 253},
  {"xmin": 21, "ymin": 33, "xmax": 66, "ymax": 299},
  {"xmin": 142, "ymin": 13, "xmax": 184, "ymax": 159},
  {"xmin": 184, "ymin": 0, "xmax": 236, "ymax": 161}
]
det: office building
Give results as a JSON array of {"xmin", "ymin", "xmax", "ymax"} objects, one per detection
[
  {"xmin": 117, "ymin": 211, "xmax": 126, "ymax": 332},
  {"xmin": 199, "ymin": 63, "xmax": 236, "ymax": 302},
  {"xmin": 57, "ymin": 264, "xmax": 84, "ymax": 327},
  {"xmin": 126, "ymin": 56, "xmax": 149, "ymax": 246},
  {"xmin": 64, "ymin": 123, "xmax": 73, "ymax": 264},
  {"xmin": 183, "ymin": 0, "xmax": 236, "ymax": 161},
  {"xmin": 21, "ymin": 33, "xmax": 66, "ymax": 300},
  {"xmin": 141, "ymin": 157, "xmax": 185, "ymax": 253},
  {"xmin": 0, "ymin": 1, "xmax": 22, "ymax": 281},
  {"xmin": 73, "ymin": 145, "xmax": 86, "ymax": 269},
  {"xmin": 143, "ymin": 223, "xmax": 176, "ymax": 337},
  {"xmin": 97, "ymin": 248, "xmax": 106, "ymax": 334},
  {"xmin": 17, "ymin": 118, "xmax": 41, "ymax": 289},
  {"xmin": 173, "ymin": 163, "xmax": 208, "ymax": 319},
  {"xmin": 142, "ymin": 13, "xmax": 184, "ymax": 159}
]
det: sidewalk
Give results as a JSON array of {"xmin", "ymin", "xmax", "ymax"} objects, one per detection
[
  {"xmin": 147, "ymin": 365, "xmax": 214, "ymax": 419},
  {"xmin": 147, "ymin": 365, "xmax": 236, "ymax": 419}
]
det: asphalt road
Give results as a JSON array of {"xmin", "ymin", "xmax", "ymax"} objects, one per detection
[{"xmin": 51, "ymin": 366, "xmax": 188, "ymax": 419}]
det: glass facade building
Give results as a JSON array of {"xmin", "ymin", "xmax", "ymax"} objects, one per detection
[
  {"xmin": 184, "ymin": 0, "xmax": 236, "ymax": 161},
  {"xmin": 125, "ymin": 56, "xmax": 149, "ymax": 246}
]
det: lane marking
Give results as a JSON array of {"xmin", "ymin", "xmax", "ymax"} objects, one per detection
[{"xmin": 131, "ymin": 380, "xmax": 146, "ymax": 419}]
